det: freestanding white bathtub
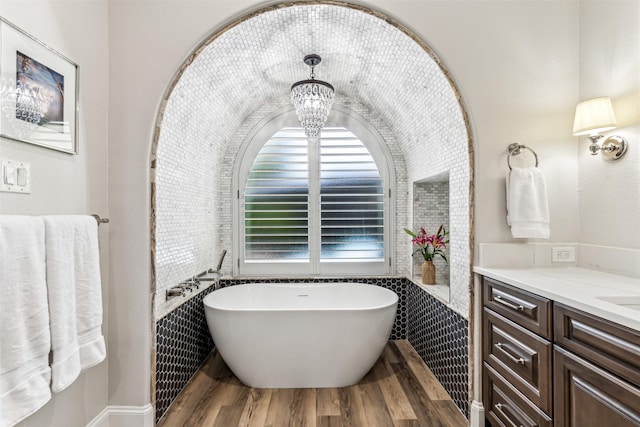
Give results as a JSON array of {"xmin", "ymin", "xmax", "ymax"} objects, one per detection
[{"xmin": 203, "ymin": 282, "xmax": 398, "ymax": 388}]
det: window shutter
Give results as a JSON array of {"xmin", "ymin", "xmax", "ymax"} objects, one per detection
[
  {"xmin": 320, "ymin": 128, "xmax": 384, "ymax": 261},
  {"xmin": 244, "ymin": 129, "xmax": 309, "ymax": 260},
  {"xmin": 243, "ymin": 127, "xmax": 384, "ymax": 264}
]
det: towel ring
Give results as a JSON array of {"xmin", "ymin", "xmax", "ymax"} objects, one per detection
[{"xmin": 507, "ymin": 143, "xmax": 538, "ymax": 170}]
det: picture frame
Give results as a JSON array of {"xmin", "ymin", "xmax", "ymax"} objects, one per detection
[{"xmin": 0, "ymin": 17, "xmax": 78, "ymax": 154}]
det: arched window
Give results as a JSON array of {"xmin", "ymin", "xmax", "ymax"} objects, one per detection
[{"xmin": 235, "ymin": 110, "xmax": 394, "ymax": 276}]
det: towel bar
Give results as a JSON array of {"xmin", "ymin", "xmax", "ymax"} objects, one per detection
[
  {"xmin": 507, "ymin": 143, "xmax": 538, "ymax": 170},
  {"xmin": 91, "ymin": 214, "xmax": 110, "ymax": 225}
]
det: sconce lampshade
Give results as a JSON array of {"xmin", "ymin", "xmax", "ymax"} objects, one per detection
[{"xmin": 572, "ymin": 97, "xmax": 617, "ymax": 136}]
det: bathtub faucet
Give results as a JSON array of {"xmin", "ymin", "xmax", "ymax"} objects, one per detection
[
  {"xmin": 166, "ymin": 287, "xmax": 186, "ymax": 299},
  {"xmin": 165, "ymin": 279, "xmax": 199, "ymax": 300},
  {"xmin": 196, "ymin": 275, "xmax": 220, "ymax": 283},
  {"xmin": 208, "ymin": 249, "xmax": 227, "ymax": 274},
  {"xmin": 195, "ymin": 271, "xmax": 222, "ymax": 290},
  {"xmin": 179, "ymin": 279, "xmax": 199, "ymax": 292}
]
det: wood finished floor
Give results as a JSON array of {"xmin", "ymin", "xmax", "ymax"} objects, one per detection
[{"xmin": 159, "ymin": 340, "xmax": 467, "ymax": 427}]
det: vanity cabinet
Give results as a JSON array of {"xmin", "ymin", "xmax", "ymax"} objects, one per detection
[
  {"xmin": 482, "ymin": 278, "xmax": 553, "ymax": 426},
  {"xmin": 483, "ymin": 277, "xmax": 552, "ymax": 338},
  {"xmin": 482, "ymin": 277, "xmax": 640, "ymax": 427},
  {"xmin": 554, "ymin": 304, "xmax": 640, "ymax": 427}
]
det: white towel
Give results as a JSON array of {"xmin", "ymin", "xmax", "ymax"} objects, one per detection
[
  {"xmin": 506, "ymin": 167, "xmax": 550, "ymax": 239},
  {"xmin": 43, "ymin": 215, "xmax": 106, "ymax": 393},
  {"xmin": 0, "ymin": 216, "xmax": 52, "ymax": 427}
]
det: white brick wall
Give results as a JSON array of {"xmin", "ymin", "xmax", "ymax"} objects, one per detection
[{"xmin": 152, "ymin": 3, "xmax": 471, "ymax": 318}]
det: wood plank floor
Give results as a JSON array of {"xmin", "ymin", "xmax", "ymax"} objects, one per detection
[{"xmin": 159, "ymin": 340, "xmax": 467, "ymax": 427}]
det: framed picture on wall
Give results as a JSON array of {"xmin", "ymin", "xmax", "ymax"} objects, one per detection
[{"xmin": 0, "ymin": 17, "xmax": 78, "ymax": 154}]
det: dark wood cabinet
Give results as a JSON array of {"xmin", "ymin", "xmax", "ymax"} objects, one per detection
[
  {"xmin": 483, "ymin": 277, "xmax": 552, "ymax": 339},
  {"xmin": 484, "ymin": 363, "xmax": 552, "ymax": 427},
  {"xmin": 482, "ymin": 279, "xmax": 553, "ymax": 424},
  {"xmin": 554, "ymin": 303, "xmax": 640, "ymax": 386},
  {"xmin": 481, "ymin": 276, "xmax": 640, "ymax": 427},
  {"xmin": 554, "ymin": 346, "xmax": 640, "ymax": 427},
  {"xmin": 553, "ymin": 303, "xmax": 640, "ymax": 427},
  {"xmin": 483, "ymin": 308, "xmax": 553, "ymax": 412}
]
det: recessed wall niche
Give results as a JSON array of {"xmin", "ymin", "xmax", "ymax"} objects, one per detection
[{"xmin": 412, "ymin": 171, "xmax": 450, "ymax": 302}]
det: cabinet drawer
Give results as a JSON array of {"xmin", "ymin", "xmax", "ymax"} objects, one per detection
[
  {"xmin": 484, "ymin": 308, "xmax": 553, "ymax": 413},
  {"xmin": 554, "ymin": 345, "xmax": 640, "ymax": 427},
  {"xmin": 484, "ymin": 363, "xmax": 552, "ymax": 427},
  {"xmin": 483, "ymin": 277, "xmax": 552, "ymax": 339},
  {"xmin": 554, "ymin": 303, "xmax": 640, "ymax": 386}
]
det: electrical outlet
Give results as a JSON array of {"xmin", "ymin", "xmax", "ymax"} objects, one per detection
[{"xmin": 552, "ymin": 246, "xmax": 576, "ymax": 263}]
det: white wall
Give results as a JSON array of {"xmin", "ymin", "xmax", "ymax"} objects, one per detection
[
  {"xmin": 392, "ymin": 0, "xmax": 580, "ymax": 247},
  {"xmin": 0, "ymin": 1, "xmax": 109, "ymax": 426},
  {"xmin": 107, "ymin": 0, "xmax": 256, "ymax": 411},
  {"xmin": 577, "ymin": 0, "xmax": 640, "ymax": 251}
]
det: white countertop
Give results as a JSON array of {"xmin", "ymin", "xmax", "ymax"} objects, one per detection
[{"xmin": 473, "ymin": 266, "xmax": 640, "ymax": 331}]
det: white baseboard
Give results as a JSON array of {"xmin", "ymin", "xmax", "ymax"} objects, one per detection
[
  {"xmin": 86, "ymin": 404, "xmax": 153, "ymax": 427},
  {"xmin": 469, "ymin": 400, "xmax": 485, "ymax": 427}
]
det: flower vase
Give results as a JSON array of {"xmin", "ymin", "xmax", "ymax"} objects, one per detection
[{"xmin": 421, "ymin": 261, "xmax": 436, "ymax": 285}]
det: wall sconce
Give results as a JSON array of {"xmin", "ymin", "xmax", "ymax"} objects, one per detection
[{"xmin": 572, "ymin": 97, "xmax": 628, "ymax": 160}]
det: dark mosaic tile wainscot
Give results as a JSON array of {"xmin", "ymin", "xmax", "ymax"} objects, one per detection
[
  {"xmin": 155, "ymin": 277, "xmax": 469, "ymax": 422},
  {"xmin": 408, "ymin": 283, "xmax": 470, "ymax": 417},
  {"xmin": 155, "ymin": 287, "xmax": 217, "ymax": 423}
]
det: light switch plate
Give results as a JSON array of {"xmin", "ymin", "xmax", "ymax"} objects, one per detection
[{"xmin": 1, "ymin": 159, "xmax": 31, "ymax": 194}]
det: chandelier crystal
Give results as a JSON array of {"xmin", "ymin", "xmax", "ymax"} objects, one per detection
[{"xmin": 290, "ymin": 54, "xmax": 334, "ymax": 142}]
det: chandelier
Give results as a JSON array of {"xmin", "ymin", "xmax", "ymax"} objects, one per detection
[{"xmin": 290, "ymin": 54, "xmax": 334, "ymax": 142}]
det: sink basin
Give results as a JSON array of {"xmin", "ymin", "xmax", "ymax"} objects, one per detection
[{"xmin": 597, "ymin": 296, "xmax": 640, "ymax": 312}]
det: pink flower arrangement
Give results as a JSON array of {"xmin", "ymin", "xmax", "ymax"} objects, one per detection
[{"xmin": 404, "ymin": 225, "xmax": 449, "ymax": 262}]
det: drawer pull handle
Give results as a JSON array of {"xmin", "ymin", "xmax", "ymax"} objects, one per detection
[
  {"xmin": 495, "ymin": 342, "xmax": 526, "ymax": 365},
  {"xmin": 495, "ymin": 295, "xmax": 525, "ymax": 311},
  {"xmin": 494, "ymin": 403, "xmax": 525, "ymax": 427}
]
